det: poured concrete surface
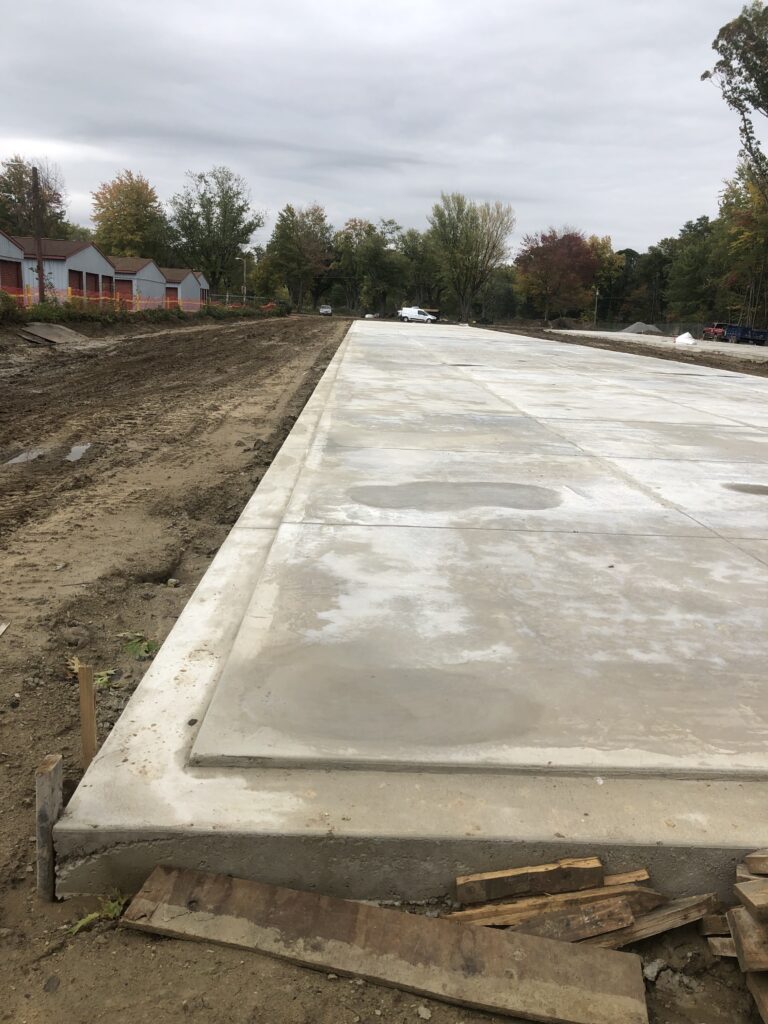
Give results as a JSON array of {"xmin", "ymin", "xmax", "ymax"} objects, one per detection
[
  {"xmin": 552, "ymin": 327, "xmax": 768, "ymax": 367},
  {"xmin": 191, "ymin": 322, "xmax": 768, "ymax": 776},
  {"xmin": 56, "ymin": 323, "xmax": 768, "ymax": 898}
]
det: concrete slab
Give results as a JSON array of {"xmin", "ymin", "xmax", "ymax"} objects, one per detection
[{"xmin": 55, "ymin": 322, "xmax": 768, "ymax": 899}]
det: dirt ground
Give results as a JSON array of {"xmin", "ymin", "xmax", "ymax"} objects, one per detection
[{"xmin": 0, "ymin": 316, "xmax": 756, "ymax": 1024}]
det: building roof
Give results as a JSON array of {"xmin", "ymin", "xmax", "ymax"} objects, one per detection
[
  {"xmin": 112, "ymin": 256, "xmax": 156, "ymax": 275},
  {"xmin": 160, "ymin": 267, "xmax": 195, "ymax": 284},
  {"xmin": 0, "ymin": 228, "xmax": 23, "ymax": 255},
  {"xmin": 13, "ymin": 236, "xmax": 115, "ymax": 266}
]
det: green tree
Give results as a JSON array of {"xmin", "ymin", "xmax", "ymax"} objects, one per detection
[
  {"xmin": 92, "ymin": 170, "xmax": 170, "ymax": 262},
  {"xmin": 664, "ymin": 217, "xmax": 722, "ymax": 321},
  {"xmin": 587, "ymin": 236, "xmax": 625, "ymax": 321},
  {"xmin": 704, "ymin": 1, "xmax": 768, "ymax": 197},
  {"xmin": 332, "ymin": 218, "xmax": 407, "ymax": 313},
  {"xmin": 169, "ymin": 166, "xmax": 263, "ymax": 291},
  {"xmin": 397, "ymin": 229, "xmax": 444, "ymax": 308},
  {"xmin": 428, "ymin": 193, "xmax": 515, "ymax": 321},
  {"xmin": 514, "ymin": 228, "xmax": 597, "ymax": 319},
  {"xmin": 0, "ymin": 155, "xmax": 68, "ymax": 237},
  {"xmin": 267, "ymin": 203, "xmax": 332, "ymax": 310}
]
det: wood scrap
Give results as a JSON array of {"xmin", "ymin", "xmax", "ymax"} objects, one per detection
[
  {"xmin": 583, "ymin": 894, "xmax": 719, "ymax": 949},
  {"xmin": 728, "ymin": 906, "xmax": 768, "ymax": 972},
  {"xmin": 35, "ymin": 753, "xmax": 63, "ymax": 900},
  {"xmin": 0, "ymin": 621, "xmax": 9, "ymax": 638},
  {"xmin": 707, "ymin": 936, "xmax": 737, "ymax": 958},
  {"xmin": 699, "ymin": 913, "xmax": 730, "ymax": 936},
  {"xmin": 747, "ymin": 972, "xmax": 768, "ymax": 1024},
  {"xmin": 738, "ymin": 862, "xmax": 762, "ymax": 883},
  {"xmin": 455, "ymin": 856, "xmax": 603, "ymax": 905},
  {"xmin": 509, "ymin": 897, "xmax": 633, "ymax": 942},
  {"xmin": 746, "ymin": 851, "xmax": 768, "ymax": 876},
  {"xmin": 123, "ymin": 867, "xmax": 649, "ymax": 1024},
  {"xmin": 446, "ymin": 883, "xmax": 665, "ymax": 928},
  {"xmin": 735, "ymin": 880, "xmax": 768, "ymax": 921},
  {"xmin": 603, "ymin": 869, "xmax": 650, "ymax": 887}
]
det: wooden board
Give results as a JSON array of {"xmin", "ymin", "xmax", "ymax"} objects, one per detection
[
  {"xmin": 35, "ymin": 753, "xmax": 63, "ymax": 900},
  {"xmin": 737, "ymin": 862, "xmax": 762, "ymax": 883},
  {"xmin": 736, "ymin": 880, "xmax": 768, "ymax": 921},
  {"xmin": 123, "ymin": 867, "xmax": 649, "ymax": 1024},
  {"xmin": 603, "ymin": 870, "xmax": 650, "ymax": 887},
  {"xmin": 699, "ymin": 913, "xmax": 730, "ymax": 936},
  {"xmin": 745, "ymin": 851, "xmax": 768, "ymax": 876},
  {"xmin": 728, "ymin": 907, "xmax": 768, "ymax": 972},
  {"xmin": 707, "ymin": 936, "xmax": 737, "ymax": 958},
  {"xmin": 583, "ymin": 894, "xmax": 719, "ymax": 949},
  {"xmin": 447, "ymin": 884, "xmax": 665, "ymax": 928},
  {"xmin": 747, "ymin": 972, "xmax": 768, "ymax": 1024},
  {"xmin": 509, "ymin": 898, "xmax": 633, "ymax": 942},
  {"xmin": 455, "ymin": 857, "xmax": 603, "ymax": 905}
]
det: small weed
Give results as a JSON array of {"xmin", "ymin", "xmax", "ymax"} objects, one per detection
[
  {"xmin": 94, "ymin": 669, "xmax": 117, "ymax": 688},
  {"xmin": 118, "ymin": 631, "xmax": 160, "ymax": 660},
  {"xmin": 69, "ymin": 894, "xmax": 128, "ymax": 935}
]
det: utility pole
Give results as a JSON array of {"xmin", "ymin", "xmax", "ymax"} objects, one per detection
[
  {"xmin": 237, "ymin": 254, "xmax": 248, "ymax": 303},
  {"xmin": 593, "ymin": 286, "xmax": 600, "ymax": 329},
  {"xmin": 31, "ymin": 166, "xmax": 46, "ymax": 304}
]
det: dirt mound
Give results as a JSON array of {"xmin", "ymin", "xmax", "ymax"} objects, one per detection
[{"xmin": 621, "ymin": 321, "xmax": 662, "ymax": 335}]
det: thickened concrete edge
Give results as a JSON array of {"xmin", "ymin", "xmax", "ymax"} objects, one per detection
[{"xmin": 54, "ymin": 323, "xmax": 768, "ymax": 900}]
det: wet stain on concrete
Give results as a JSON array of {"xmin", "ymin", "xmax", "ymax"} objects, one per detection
[
  {"xmin": 724, "ymin": 483, "xmax": 768, "ymax": 496},
  {"xmin": 252, "ymin": 646, "xmax": 543, "ymax": 747},
  {"xmin": 349, "ymin": 480, "xmax": 562, "ymax": 511}
]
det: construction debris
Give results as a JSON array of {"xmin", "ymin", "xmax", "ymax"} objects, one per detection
[
  {"xmin": 702, "ymin": 849, "xmax": 768, "ymax": 1023},
  {"xmin": 123, "ymin": 866, "xmax": 649, "ymax": 1024},
  {"xmin": 455, "ymin": 855, "xmax": 603, "ymax": 904},
  {"xmin": 18, "ymin": 322, "xmax": 87, "ymax": 346},
  {"xmin": 746, "ymin": 850, "xmax": 768, "ymax": 876},
  {"xmin": 699, "ymin": 913, "xmax": 730, "ymax": 936},
  {"xmin": 447, "ymin": 881, "xmax": 665, "ymax": 927},
  {"xmin": 582, "ymin": 894, "xmax": 719, "ymax": 949}
]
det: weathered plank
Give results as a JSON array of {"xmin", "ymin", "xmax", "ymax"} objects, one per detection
[
  {"xmin": 728, "ymin": 906, "xmax": 768, "ymax": 972},
  {"xmin": 747, "ymin": 972, "xmax": 768, "ymax": 1024},
  {"xmin": 123, "ymin": 867, "xmax": 649, "ymax": 1024},
  {"xmin": 76, "ymin": 661, "xmax": 97, "ymax": 769},
  {"xmin": 455, "ymin": 857, "xmax": 603, "ymax": 905},
  {"xmin": 737, "ymin": 862, "xmax": 762, "ymax": 884},
  {"xmin": 447, "ymin": 884, "xmax": 665, "ymax": 928},
  {"xmin": 509, "ymin": 898, "xmax": 633, "ymax": 942},
  {"xmin": 745, "ymin": 851, "xmax": 768, "ymax": 876},
  {"xmin": 603, "ymin": 869, "xmax": 650, "ymax": 887},
  {"xmin": 736, "ymin": 880, "xmax": 768, "ymax": 921},
  {"xmin": 707, "ymin": 936, "xmax": 737, "ymax": 958},
  {"xmin": 35, "ymin": 753, "xmax": 63, "ymax": 900},
  {"xmin": 583, "ymin": 894, "xmax": 719, "ymax": 949},
  {"xmin": 699, "ymin": 913, "xmax": 730, "ymax": 937}
]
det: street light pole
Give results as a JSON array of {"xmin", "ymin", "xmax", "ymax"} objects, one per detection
[
  {"xmin": 31, "ymin": 166, "xmax": 46, "ymax": 304},
  {"xmin": 593, "ymin": 286, "xmax": 600, "ymax": 329},
  {"xmin": 236, "ymin": 254, "xmax": 248, "ymax": 303}
]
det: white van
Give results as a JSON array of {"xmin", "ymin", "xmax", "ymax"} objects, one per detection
[{"xmin": 398, "ymin": 307, "xmax": 436, "ymax": 323}]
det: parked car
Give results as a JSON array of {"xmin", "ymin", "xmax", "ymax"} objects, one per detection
[
  {"xmin": 397, "ymin": 306, "xmax": 436, "ymax": 323},
  {"xmin": 318, "ymin": 304, "xmax": 333, "ymax": 316}
]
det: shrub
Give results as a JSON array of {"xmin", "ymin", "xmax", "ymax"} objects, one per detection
[{"xmin": 0, "ymin": 290, "xmax": 23, "ymax": 323}]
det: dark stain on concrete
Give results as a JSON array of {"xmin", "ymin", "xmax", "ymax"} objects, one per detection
[{"xmin": 349, "ymin": 480, "xmax": 562, "ymax": 511}]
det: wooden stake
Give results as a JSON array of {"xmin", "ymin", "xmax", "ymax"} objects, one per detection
[
  {"xmin": 77, "ymin": 662, "xmax": 97, "ymax": 769},
  {"xmin": 35, "ymin": 754, "xmax": 63, "ymax": 900}
]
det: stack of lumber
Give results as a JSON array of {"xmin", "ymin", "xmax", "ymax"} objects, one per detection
[
  {"xmin": 705, "ymin": 849, "xmax": 768, "ymax": 1022},
  {"xmin": 447, "ymin": 856, "xmax": 720, "ymax": 949}
]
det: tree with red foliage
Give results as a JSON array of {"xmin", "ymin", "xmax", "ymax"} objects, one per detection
[{"xmin": 515, "ymin": 227, "xmax": 598, "ymax": 320}]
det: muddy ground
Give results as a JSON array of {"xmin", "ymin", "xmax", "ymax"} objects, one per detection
[{"xmin": 0, "ymin": 317, "xmax": 756, "ymax": 1023}]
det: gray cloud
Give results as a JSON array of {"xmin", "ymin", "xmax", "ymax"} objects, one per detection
[{"xmin": 0, "ymin": 0, "xmax": 748, "ymax": 250}]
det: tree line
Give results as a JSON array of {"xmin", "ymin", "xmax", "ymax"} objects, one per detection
[{"xmin": 2, "ymin": 3, "xmax": 766, "ymax": 324}]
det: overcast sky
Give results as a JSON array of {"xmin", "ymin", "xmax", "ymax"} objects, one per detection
[{"xmin": 0, "ymin": 0, "xmax": 752, "ymax": 251}]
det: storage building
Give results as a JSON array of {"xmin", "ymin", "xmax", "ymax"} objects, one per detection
[
  {"xmin": 160, "ymin": 268, "xmax": 205, "ymax": 311},
  {"xmin": 13, "ymin": 237, "xmax": 115, "ymax": 304},
  {"xmin": 0, "ymin": 229, "xmax": 24, "ymax": 299},
  {"xmin": 112, "ymin": 257, "xmax": 166, "ymax": 309}
]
